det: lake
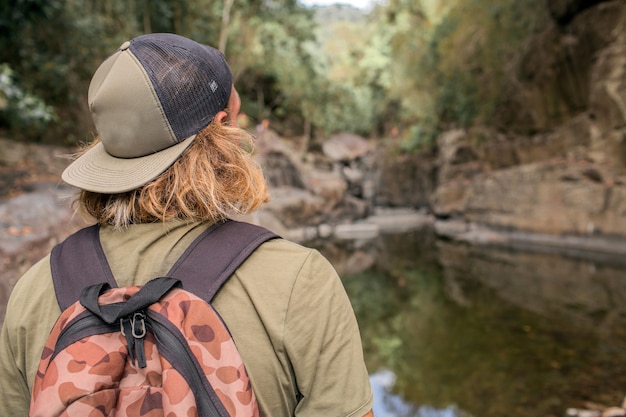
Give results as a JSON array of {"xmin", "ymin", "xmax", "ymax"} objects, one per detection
[{"xmin": 308, "ymin": 225, "xmax": 626, "ymax": 417}]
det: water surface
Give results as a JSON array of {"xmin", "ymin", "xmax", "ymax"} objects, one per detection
[{"xmin": 310, "ymin": 226, "xmax": 626, "ymax": 417}]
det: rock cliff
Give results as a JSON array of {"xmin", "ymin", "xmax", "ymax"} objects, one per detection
[{"xmin": 378, "ymin": 0, "xmax": 626, "ymax": 252}]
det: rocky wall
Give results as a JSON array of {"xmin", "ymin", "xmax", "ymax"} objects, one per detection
[{"xmin": 422, "ymin": 1, "xmax": 626, "ymax": 243}]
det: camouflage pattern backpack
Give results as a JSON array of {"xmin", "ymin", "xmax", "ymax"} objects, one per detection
[{"xmin": 30, "ymin": 220, "xmax": 278, "ymax": 417}]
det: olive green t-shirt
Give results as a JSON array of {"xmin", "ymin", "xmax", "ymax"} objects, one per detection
[{"xmin": 0, "ymin": 221, "xmax": 373, "ymax": 416}]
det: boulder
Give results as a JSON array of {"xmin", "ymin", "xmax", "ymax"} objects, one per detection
[
  {"xmin": 322, "ymin": 133, "xmax": 370, "ymax": 162},
  {"xmin": 262, "ymin": 186, "xmax": 327, "ymax": 228},
  {"xmin": 304, "ymin": 168, "xmax": 348, "ymax": 212},
  {"xmin": 0, "ymin": 186, "xmax": 87, "ymax": 323},
  {"xmin": 375, "ymin": 145, "xmax": 436, "ymax": 209},
  {"xmin": 435, "ymin": 155, "xmax": 626, "ymax": 237}
]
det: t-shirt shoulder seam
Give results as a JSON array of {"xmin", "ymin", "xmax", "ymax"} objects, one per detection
[{"xmin": 281, "ymin": 248, "xmax": 315, "ymax": 341}]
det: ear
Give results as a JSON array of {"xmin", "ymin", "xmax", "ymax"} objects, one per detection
[{"xmin": 215, "ymin": 110, "xmax": 228, "ymax": 124}]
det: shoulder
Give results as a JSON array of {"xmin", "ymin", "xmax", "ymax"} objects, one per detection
[
  {"xmin": 236, "ymin": 237, "xmax": 339, "ymax": 294},
  {"xmin": 221, "ymin": 236, "xmax": 349, "ymax": 334},
  {"xmin": 244, "ymin": 238, "xmax": 324, "ymax": 264},
  {"xmin": 244, "ymin": 237, "xmax": 335, "ymax": 275},
  {"xmin": 213, "ymin": 236, "xmax": 341, "ymax": 333},
  {"xmin": 7, "ymin": 254, "xmax": 57, "ymax": 316},
  {"xmin": 5, "ymin": 254, "xmax": 60, "ymax": 337},
  {"xmin": 2, "ymin": 254, "xmax": 60, "ymax": 394}
]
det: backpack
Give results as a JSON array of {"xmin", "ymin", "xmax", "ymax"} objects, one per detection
[{"xmin": 30, "ymin": 219, "xmax": 279, "ymax": 417}]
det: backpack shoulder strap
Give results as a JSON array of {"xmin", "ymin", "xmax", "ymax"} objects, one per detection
[
  {"xmin": 166, "ymin": 219, "xmax": 280, "ymax": 301},
  {"xmin": 51, "ymin": 224, "xmax": 116, "ymax": 311},
  {"xmin": 51, "ymin": 220, "xmax": 279, "ymax": 310}
]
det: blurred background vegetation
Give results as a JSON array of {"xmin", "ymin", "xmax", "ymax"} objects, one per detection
[{"xmin": 0, "ymin": 0, "xmax": 548, "ymax": 150}]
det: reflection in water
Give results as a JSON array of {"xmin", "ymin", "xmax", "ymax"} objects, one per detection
[
  {"xmin": 309, "ymin": 226, "xmax": 626, "ymax": 417},
  {"xmin": 370, "ymin": 369, "xmax": 461, "ymax": 417}
]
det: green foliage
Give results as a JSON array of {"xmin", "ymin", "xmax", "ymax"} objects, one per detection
[
  {"xmin": 400, "ymin": 124, "xmax": 438, "ymax": 153},
  {"xmin": 300, "ymin": 5, "xmax": 390, "ymax": 137},
  {"xmin": 369, "ymin": 0, "xmax": 549, "ymax": 151},
  {"xmin": 0, "ymin": 63, "xmax": 56, "ymax": 137},
  {"xmin": 423, "ymin": 0, "xmax": 548, "ymax": 129},
  {"xmin": 0, "ymin": 0, "xmax": 316, "ymax": 143},
  {"xmin": 0, "ymin": 0, "xmax": 142, "ymax": 142},
  {"xmin": 0, "ymin": 0, "xmax": 550, "ymax": 147},
  {"xmin": 229, "ymin": 3, "xmax": 318, "ymax": 133}
]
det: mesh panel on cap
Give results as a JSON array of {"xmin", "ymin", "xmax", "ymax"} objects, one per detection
[{"xmin": 129, "ymin": 33, "xmax": 232, "ymax": 142}]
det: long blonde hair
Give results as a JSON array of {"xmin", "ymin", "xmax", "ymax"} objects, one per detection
[{"xmin": 77, "ymin": 122, "xmax": 270, "ymax": 228}]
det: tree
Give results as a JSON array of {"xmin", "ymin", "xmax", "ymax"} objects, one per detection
[
  {"xmin": 0, "ymin": 0, "xmax": 318, "ymax": 143},
  {"xmin": 362, "ymin": 0, "xmax": 549, "ymax": 150},
  {"xmin": 0, "ymin": 0, "xmax": 551, "ymax": 147},
  {"xmin": 218, "ymin": 0, "xmax": 235, "ymax": 53}
]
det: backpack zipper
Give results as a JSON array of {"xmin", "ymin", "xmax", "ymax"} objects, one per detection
[
  {"xmin": 50, "ymin": 311, "xmax": 227, "ymax": 417},
  {"xmin": 52, "ymin": 312, "xmax": 117, "ymax": 362},
  {"xmin": 146, "ymin": 311, "xmax": 227, "ymax": 417}
]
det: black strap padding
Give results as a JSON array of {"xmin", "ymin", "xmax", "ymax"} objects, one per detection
[
  {"xmin": 51, "ymin": 225, "xmax": 117, "ymax": 311},
  {"xmin": 166, "ymin": 220, "xmax": 280, "ymax": 301},
  {"xmin": 51, "ymin": 220, "xmax": 280, "ymax": 310}
]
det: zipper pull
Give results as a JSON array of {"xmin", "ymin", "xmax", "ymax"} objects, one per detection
[
  {"xmin": 120, "ymin": 317, "xmax": 136, "ymax": 365},
  {"xmin": 120, "ymin": 312, "xmax": 147, "ymax": 368},
  {"xmin": 131, "ymin": 312, "xmax": 147, "ymax": 368}
]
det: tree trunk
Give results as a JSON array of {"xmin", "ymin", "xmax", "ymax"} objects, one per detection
[
  {"xmin": 218, "ymin": 0, "xmax": 235, "ymax": 54},
  {"xmin": 143, "ymin": 1, "xmax": 151, "ymax": 34}
]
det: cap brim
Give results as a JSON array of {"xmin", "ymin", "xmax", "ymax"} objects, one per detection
[{"xmin": 62, "ymin": 135, "xmax": 196, "ymax": 194}]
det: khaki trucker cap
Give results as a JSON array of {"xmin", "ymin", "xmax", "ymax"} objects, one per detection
[{"xmin": 62, "ymin": 33, "xmax": 232, "ymax": 193}]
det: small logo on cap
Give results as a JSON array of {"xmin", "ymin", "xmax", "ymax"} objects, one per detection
[{"xmin": 210, "ymin": 80, "xmax": 218, "ymax": 92}]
